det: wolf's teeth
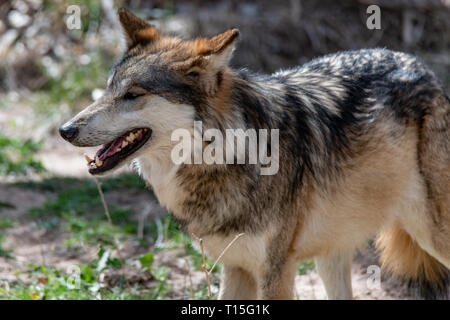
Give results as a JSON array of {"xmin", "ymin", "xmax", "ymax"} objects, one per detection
[
  {"xmin": 122, "ymin": 140, "xmax": 128, "ymax": 148},
  {"xmin": 84, "ymin": 154, "xmax": 94, "ymax": 164},
  {"xmin": 95, "ymin": 157, "xmax": 103, "ymax": 166},
  {"xmin": 126, "ymin": 133, "xmax": 135, "ymax": 142}
]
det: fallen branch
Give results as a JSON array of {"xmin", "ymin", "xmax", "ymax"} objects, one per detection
[
  {"xmin": 192, "ymin": 233, "xmax": 245, "ymax": 299},
  {"xmin": 94, "ymin": 177, "xmax": 113, "ymax": 227},
  {"xmin": 208, "ymin": 233, "xmax": 245, "ymax": 276}
]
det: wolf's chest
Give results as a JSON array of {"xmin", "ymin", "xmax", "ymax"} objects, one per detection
[{"xmin": 135, "ymin": 157, "xmax": 186, "ymax": 214}]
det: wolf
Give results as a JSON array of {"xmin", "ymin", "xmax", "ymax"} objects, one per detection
[{"xmin": 60, "ymin": 8, "xmax": 450, "ymax": 299}]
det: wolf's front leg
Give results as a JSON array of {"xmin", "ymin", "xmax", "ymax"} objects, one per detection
[
  {"xmin": 218, "ymin": 265, "xmax": 258, "ymax": 299},
  {"xmin": 315, "ymin": 252, "xmax": 353, "ymax": 299},
  {"xmin": 260, "ymin": 254, "xmax": 297, "ymax": 299}
]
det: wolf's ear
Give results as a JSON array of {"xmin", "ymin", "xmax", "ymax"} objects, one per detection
[
  {"xmin": 194, "ymin": 29, "xmax": 240, "ymax": 69},
  {"xmin": 182, "ymin": 29, "xmax": 238, "ymax": 95},
  {"xmin": 118, "ymin": 8, "xmax": 161, "ymax": 48}
]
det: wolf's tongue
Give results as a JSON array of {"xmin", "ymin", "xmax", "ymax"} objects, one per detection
[{"xmin": 96, "ymin": 137, "xmax": 124, "ymax": 161}]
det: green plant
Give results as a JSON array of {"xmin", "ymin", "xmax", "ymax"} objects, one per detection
[
  {"xmin": 0, "ymin": 218, "xmax": 15, "ymax": 229},
  {"xmin": 297, "ymin": 260, "xmax": 315, "ymax": 275},
  {"xmin": 3, "ymin": 173, "xmax": 218, "ymax": 300},
  {"xmin": 0, "ymin": 135, "xmax": 44, "ymax": 175}
]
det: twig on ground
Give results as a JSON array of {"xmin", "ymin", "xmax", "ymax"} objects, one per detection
[
  {"xmin": 138, "ymin": 203, "xmax": 151, "ymax": 239},
  {"xmin": 93, "ymin": 177, "xmax": 132, "ymax": 292},
  {"xmin": 192, "ymin": 233, "xmax": 245, "ymax": 299},
  {"xmin": 194, "ymin": 236, "xmax": 212, "ymax": 299},
  {"xmin": 208, "ymin": 233, "xmax": 244, "ymax": 276},
  {"xmin": 184, "ymin": 257, "xmax": 195, "ymax": 300},
  {"xmin": 94, "ymin": 177, "xmax": 113, "ymax": 227}
]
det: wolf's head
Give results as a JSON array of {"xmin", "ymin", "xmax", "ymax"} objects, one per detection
[{"xmin": 59, "ymin": 8, "xmax": 239, "ymax": 175}]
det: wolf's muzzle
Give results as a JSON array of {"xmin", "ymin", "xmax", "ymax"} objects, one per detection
[{"xmin": 59, "ymin": 123, "xmax": 79, "ymax": 142}]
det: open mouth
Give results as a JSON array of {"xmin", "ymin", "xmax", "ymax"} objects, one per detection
[{"xmin": 85, "ymin": 128, "xmax": 152, "ymax": 175}]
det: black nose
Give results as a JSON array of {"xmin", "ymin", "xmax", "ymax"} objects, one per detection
[{"xmin": 59, "ymin": 124, "xmax": 79, "ymax": 142}]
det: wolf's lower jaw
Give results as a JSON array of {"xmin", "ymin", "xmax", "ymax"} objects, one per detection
[{"xmin": 86, "ymin": 127, "xmax": 152, "ymax": 175}]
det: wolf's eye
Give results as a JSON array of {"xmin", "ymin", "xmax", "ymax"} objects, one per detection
[{"xmin": 123, "ymin": 92, "xmax": 144, "ymax": 100}]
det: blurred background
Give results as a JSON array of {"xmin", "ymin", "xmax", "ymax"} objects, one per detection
[{"xmin": 0, "ymin": 0, "xmax": 449, "ymax": 300}]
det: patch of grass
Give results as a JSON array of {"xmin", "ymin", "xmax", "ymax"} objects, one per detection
[
  {"xmin": 194, "ymin": 282, "xmax": 219, "ymax": 300},
  {"xmin": 0, "ymin": 201, "xmax": 16, "ymax": 209},
  {"xmin": 16, "ymin": 173, "xmax": 146, "ymax": 192},
  {"xmin": 144, "ymin": 216, "xmax": 218, "ymax": 274},
  {"xmin": 101, "ymin": 173, "xmax": 147, "ymax": 191},
  {"xmin": 297, "ymin": 260, "xmax": 315, "ymax": 275},
  {"xmin": 0, "ymin": 218, "xmax": 15, "ymax": 229},
  {"xmin": 1, "ymin": 254, "xmax": 172, "ymax": 300},
  {"xmin": 15, "ymin": 176, "xmax": 81, "ymax": 192},
  {"xmin": 1, "ymin": 210, "xmax": 216, "ymax": 300},
  {"xmin": 6, "ymin": 173, "xmax": 216, "ymax": 300},
  {"xmin": 62, "ymin": 213, "xmax": 125, "ymax": 247},
  {"xmin": 138, "ymin": 253, "xmax": 154, "ymax": 270},
  {"xmin": 0, "ymin": 134, "xmax": 44, "ymax": 175},
  {"xmin": 26, "ymin": 175, "xmax": 148, "ymax": 247}
]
